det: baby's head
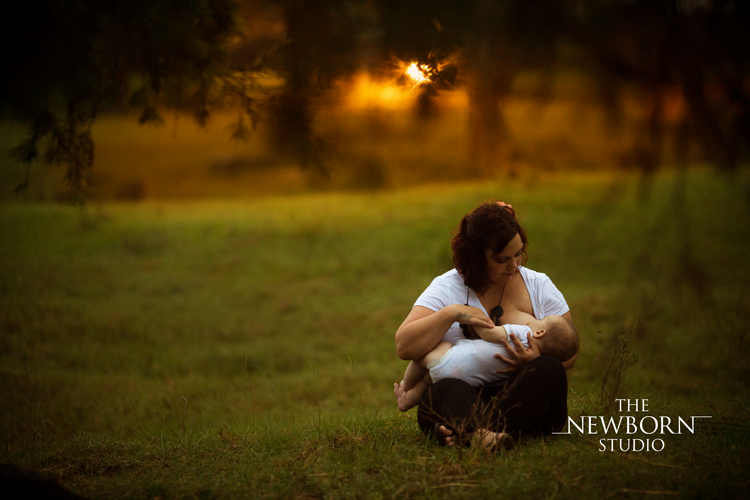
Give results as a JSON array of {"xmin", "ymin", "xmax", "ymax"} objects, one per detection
[{"xmin": 528, "ymin": 315, "xmax": 578, "ymax": 363}]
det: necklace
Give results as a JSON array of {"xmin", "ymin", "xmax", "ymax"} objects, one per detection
[
  {"xmin": 490, "ymin": 280, "xmax": 509, "ymax": 326},
  {"xmin": 460, "ymin": 274, "xmax": 511, "ymax": 339}
]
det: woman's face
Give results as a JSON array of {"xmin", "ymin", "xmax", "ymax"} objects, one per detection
[{"xmin": 485, "ymin": 233, "xmax": 524, "ymax": 285}]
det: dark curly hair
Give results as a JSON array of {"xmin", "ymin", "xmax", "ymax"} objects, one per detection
[{"xmin": 451, "ymin": 200, "xmax": 528, "ymax": 295}]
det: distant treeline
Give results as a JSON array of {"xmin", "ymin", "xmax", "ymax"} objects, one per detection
[{"xmin": 2, "ymin": 1, "xmax": 748, "ymax": 197}]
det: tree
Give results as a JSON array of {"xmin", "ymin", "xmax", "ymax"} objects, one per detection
[
  {"xmin": 375, "ymin": 0, "xmax": 570, "ymax": 174},
  {"xmin": 261, "ymin": 0, "xmax": 369, "ymax": 173},
  {"xmin": 1, "ymin": 0, "xmax": 379, "ymax": 197},
  {"xmin": 1, "ymin": 0, "xmax": 241, "ymax": 200},
  {"xmin": 575, "ymin": 0, "xmax": 750, "ymax": 179},
  {"xmin": 5, "ymin": 1, "xmax": 747, "ymax": 199},
  {"xmin": 374, "ymin": 0, "xmax": 749, "ymax": 176}
]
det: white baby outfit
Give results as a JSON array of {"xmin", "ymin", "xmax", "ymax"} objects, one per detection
[{"xmin": 427, "ymin": 324, "xmax": 533, "ymax": 386}]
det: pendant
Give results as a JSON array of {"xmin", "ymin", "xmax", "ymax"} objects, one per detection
[{"xmin": 491, "ymin": 305, "xmax": 503, "ymax": 325}]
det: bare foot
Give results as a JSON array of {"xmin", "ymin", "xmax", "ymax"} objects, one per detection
[
  {"xmin": 440, "ymin": 425, "xmax": 456, "ymax": 446},
  {"xmin": 472, "ymin": 428, "xmax": 515, "ymax": 452},
  {"xmin": 444, "ymin": 427, "xmax": 514, "ymax": 452},
  {"xmin": 393, "ymin": 381, "xmax": 415, "ymax": 412}
]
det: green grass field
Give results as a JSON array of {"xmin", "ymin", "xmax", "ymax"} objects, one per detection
[{"xmin": 1, "ymin": 169, "xmax": 749, "ymax": 498}]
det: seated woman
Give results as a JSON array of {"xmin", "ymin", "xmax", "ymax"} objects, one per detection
[{"xmin": 394, "ymin": 200, "xmax": 579, "ymax": 450}]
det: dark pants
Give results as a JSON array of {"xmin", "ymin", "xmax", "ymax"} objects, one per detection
[{"xmin": 416, "ymin": 355, "xmax": 568, "ymax": 442}]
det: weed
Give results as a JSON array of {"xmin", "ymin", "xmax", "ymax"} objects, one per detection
[{"xmin": 598, "ymin": 292, "xmax": 657, "ymax": 411}]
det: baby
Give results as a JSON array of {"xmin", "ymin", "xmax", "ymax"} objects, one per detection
[{"xmin": 394, "ymin": 315, "xmax": 577, "ymax": 412}]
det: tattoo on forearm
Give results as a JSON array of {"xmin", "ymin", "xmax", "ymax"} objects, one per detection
[{"xmin": 456, "ymin": 312, "xmax": 472, "ymax": 322}]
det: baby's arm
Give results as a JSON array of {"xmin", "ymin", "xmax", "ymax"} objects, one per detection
[{"xmin": 473, "ymin": 324, "xmax": 509, "ymax": 344}]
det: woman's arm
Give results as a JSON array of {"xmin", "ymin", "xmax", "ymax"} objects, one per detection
[{"xmin": 395, "ymin": 305, "xmax": 494, "ymax": 360}]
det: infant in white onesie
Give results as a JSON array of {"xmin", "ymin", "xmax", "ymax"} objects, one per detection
[{"xmin": 394, "ymin": 315, "xmax": 577, "ymax": 412}]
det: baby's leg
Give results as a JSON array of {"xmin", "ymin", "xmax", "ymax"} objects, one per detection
[
  {"xmin": 394, "ymin": 342, "xmax": 453, "ymax": 412},
  {"xmin": 394, "ymin": 371, "xmax": 433, "ymax": 412},
  {"xmin": 401, "ymin": 342, "xmax": 453, "ymax": 390},
  {"xmin": 402, "ymin": 360, "xmax": 427, "ymax": 391},
  {"xmin": 419, "ymin": 342, "xmax": 453, "ymax": 369}
]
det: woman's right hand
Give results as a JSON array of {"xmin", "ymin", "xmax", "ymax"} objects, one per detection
[
  {"xmin": 395, "ymin": 304, "xmax": 494, "ymax": 360},
  {"xmin": 451, "ymin": 304, "xmax": 495, "ymax": 330}
]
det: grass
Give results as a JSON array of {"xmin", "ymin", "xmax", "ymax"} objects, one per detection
[{"xmin": 1, "ymin": 169, "xmax": 749, "ymax": 498}]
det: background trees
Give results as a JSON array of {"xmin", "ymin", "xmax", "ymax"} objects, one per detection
[
  {"xmin": 1, "ymin": 0, "xmax": 239, "ymax": 198},
  {"xmin": 2, "ymin": 0, "xmax": 748, "ymax": 199}
]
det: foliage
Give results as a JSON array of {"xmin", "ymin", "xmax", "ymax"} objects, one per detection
[
  {"xmin": 263, "ymin": 0, "xmax": 372, "ymax": 173},
  {"xmin": 3, "ymin": 1, "xmax": 749, "ymax": 199},
  {"xmin": 1, "ymin": 0, "xmax": 243, "ymax": 199},
  {"xmin": 375, "ymin": 0, "xmax": 750, "ymax": 175},
  {"xmin": 574, "ymin": 0, "xmax": 750, "ymax": 178}
]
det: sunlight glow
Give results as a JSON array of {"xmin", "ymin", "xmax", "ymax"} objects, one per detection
[
  {"xmin": 405, "ymin": 62, "xmax": 431, "ymax": 85},
  {"xmin": 344, "ymin": 73, "xmax": 414, "ymax": 110}
]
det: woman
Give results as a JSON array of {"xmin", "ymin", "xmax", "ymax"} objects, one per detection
[{"xmin": 395, "ymin": 200, "xmax": 578, "ymax": 449}]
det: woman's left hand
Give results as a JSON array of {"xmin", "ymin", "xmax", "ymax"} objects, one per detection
[{"xmin": 494, "ymin": 333, "xmax": 541, "ymax": 373}]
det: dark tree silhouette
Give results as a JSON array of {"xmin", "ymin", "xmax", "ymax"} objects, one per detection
[
  {"xmin": 1, "ymin": 0, "xmax": 377, "ymax": 196},
  {"xmin": 376, "ymin": 0, "xmax": 570, "ymax": 174},
  {"xmin": 375, "ymin": 0, "xmax": 749, "ymax": 176},
  {"xmin": 4, "ymin": 0, "xmax": 747, "ymax": 199},
  {"xmin": 1, "ymin": 0, "xmax": 241, "ymax": 200},
  {"xmin": 571, "ymin": 0, "xmax": 749, "ymax": 297},
  {"xmin": 262, "ymin": 0, "xmax": 368, "ymax": 174},
  {"xmin": 575, "ymin": 0, "xmax": 750, "ymax": 179}
]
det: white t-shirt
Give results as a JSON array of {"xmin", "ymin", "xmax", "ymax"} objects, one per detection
[{"xmin": 413, "ymin": 267, "xmax": 569, "ymax": 345}]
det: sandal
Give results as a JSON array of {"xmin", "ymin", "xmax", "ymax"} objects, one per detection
[{"xmin": 484, "ymin": 431, "xmax": 515, "ymax": 453}]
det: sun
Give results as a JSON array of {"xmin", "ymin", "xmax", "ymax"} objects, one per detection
[{"xmin": 405, "ymin": 62, "xmax": 432, "ymax": 85}]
